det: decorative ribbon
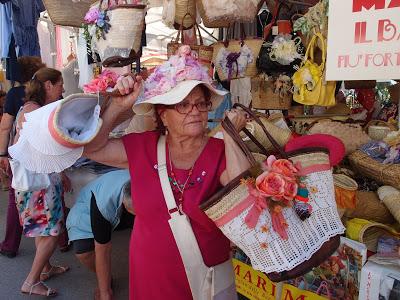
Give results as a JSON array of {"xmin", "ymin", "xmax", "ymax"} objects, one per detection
[
  {"xmin": 244, "ymin": 185, "xmax": 268, "ymax": 229},
  {"xmin": 225, "ymin": 52, "xmax": 240, "ymax": 80}
]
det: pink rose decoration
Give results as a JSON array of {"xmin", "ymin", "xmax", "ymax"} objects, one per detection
[
  {"xmin": 178, "ymin": 45, "xmax": 192, "ymax": 57},
  {"xmin": 84, "ymin": 7, "xmax": 100, "ymax": 24},
  {"xmin": 256, "ymin": 171, "xmax": 286, "ymax": 199},
  {"xmin": 284, "ymin": 180, "xmax": 298, "ymax": 200},
  {"xmin": 272, "ymin": 159, "xmax": 298, "ymax": 179}
]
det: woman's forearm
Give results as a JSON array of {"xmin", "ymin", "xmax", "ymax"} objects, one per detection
[
  {"xmin": 84, "ymin": 103, "xmax": 125, "ymax": 155},
  {"xmin": 222, "ymin": 130, "xmax": 251, "ymax": 182}
]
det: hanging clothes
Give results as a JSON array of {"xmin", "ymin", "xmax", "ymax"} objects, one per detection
[
  {"xmin": 77, "ymin": 29, "xmax": 94, "ymax": 89},
  {"xmin": 5, "ymin": 35, "xmax": 20, "ymax": 82},
  {"xmin": 0, "ymin": 1, "xmax": 13, "ymax": 58},
  {"xmin": 230, "ymin": 77, "xmax": 252, "ymax": 107},
  {"xmin": 37, "ymin": 18, "xmax": 56, "ymax": 68},
  {"xmin": 61, "ymin": 59, "xmax": 82, "ymax": 97},
  {"xmin": 10, "ymin": 0, "xmax": 45, "ymax": 57}
]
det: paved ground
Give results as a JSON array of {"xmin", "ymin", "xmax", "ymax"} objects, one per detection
[{"xmin": 0, "ymin": 190, "xmax": 131, "ymax": 300}]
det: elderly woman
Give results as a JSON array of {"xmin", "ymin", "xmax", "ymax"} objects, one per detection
[{"xmin": 84, "ymin": 46, "xmax": 250, "ymax": 300}]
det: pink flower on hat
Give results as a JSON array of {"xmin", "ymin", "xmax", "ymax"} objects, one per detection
[{"xmin": 144, "ymin": 45, "xmax": 213, "ymax": 100}]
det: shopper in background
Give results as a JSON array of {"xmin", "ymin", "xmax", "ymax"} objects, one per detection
[
  {"xmin": 13, "ymin": 68, "xmax": 70, "ymax": 297},
  {"xmin": 67, "ymin": 170, "xmax": 133, "ymax": 300},
  {"xmin": 0, "ymin": 56, "xmax": 45, "ymax": 258}
]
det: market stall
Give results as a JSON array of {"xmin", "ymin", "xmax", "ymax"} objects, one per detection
[{"xmin": 1, "ymin": 0, "xmax": 400, "ymax": 299}]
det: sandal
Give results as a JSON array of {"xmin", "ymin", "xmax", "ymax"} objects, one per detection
[
  {"xmin": 40, "ymin": 265, "xmax": 70, "ymax": 281},
  {"xmin": 21, "ymin": 281, "xmax": 57, "ymax": 297}
]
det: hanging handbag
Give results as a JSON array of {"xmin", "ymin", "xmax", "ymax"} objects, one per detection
[
  {"xmin": 9, "ymin": 159, "xmax": 50, "ymax": 192},
  {"xmin": 197, "ymin": 0, "xmax": 262, "ymax": 28},
  {"xmin": 167, "ymin": 13, "xmax": 213, "ymax": 72},
  {"xmin": 90, "ymin": 0, "xmax": 146, "ymax": 67},
  {"xmin": 43, "ymin": 0, "xmax": 97, "ymax": 27},
  {"xmin": 257, "ymin": 1, "xmax": 305, "ymax": 75},
  {"xmin": 292, "ymin": 32, "xmax": 336, "ymax": 106},
  {"xmin": 212, "ymin": 26, "xmax": 263, "ymax": 81},
  {"xmin": 251, "ymin": 74, "xmax": 293, "ymax": 110},
  {"xmin": 157, "ymin": 136, "xmax": 237, "ymax": 300},
  {"xmin": 201, "ymin": 104, "xmax": 344, "ymax": 282}
]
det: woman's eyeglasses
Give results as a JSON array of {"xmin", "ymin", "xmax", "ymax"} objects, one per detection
[{"xmin": 174, "ymin": 101, "xmax": 212, "ymax": 114}]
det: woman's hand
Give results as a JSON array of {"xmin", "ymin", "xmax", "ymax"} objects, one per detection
[
  {"xmin": 225, "ymin": 109, "xmax": 248, "ymax": 132},
  {"xmin": 111, "ymin": 74, "xmax": 144, "ymax": 111}
]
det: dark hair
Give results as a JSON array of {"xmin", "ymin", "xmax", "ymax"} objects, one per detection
[
  {"xmin": 25, "ymin": 68, "xmax": 62, "ymax": 106},
  {"xmin": 17, "ymin": 56, "xmax": 46, "ymax": 84},
  {"xmin": 0, "ymin": 90, "xmax": 6, "ymax": 98},
  {"xmin": 154, "ymin": 84, "xmax": 211, "ymax": 134}
]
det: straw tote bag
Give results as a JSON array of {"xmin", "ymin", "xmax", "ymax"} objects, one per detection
[
  {"xmin": 212, "ymin": 27, "xmax": 263, "ymax": 81},
  {"xmin": 200, "ymin": 104, "xmax": 344, "ymax": 282},
  {"xmin": 292, "ymin": 33, "xmax": 336, "ymax": 106},
  {"xmin": 197, "ymin": 0, "xmax": 262, "ymax": 28},
  {"xmin": 175, "ymin": 0, "xmax": 197, "ymax": 29},
  {"xmin": 251, "ymin": 75, "xmax": 293, "ymax": 110},
  {"xmin": 43, "ymin": 0, "xmax": 98, "ymax": 27},
  {"xmin": 94, "ymin": 0, "xmax": 146, "ymax": 67},
  {"xmin": 167, "ymin": 13, "xmax": 213, "ymax": 72}
]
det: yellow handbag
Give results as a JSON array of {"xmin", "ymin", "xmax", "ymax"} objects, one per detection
[{"xmin": 292, "ymin": 32, "xmax": 336, "ymax": 106}]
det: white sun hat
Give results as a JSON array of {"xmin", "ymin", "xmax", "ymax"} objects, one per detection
[
  {"xmin": 133, "ymin": 45, "xmax": 227, "ymax": 115},
  {"xmin": 9, "ymin": 93, "xmax": 102, "ymax": 173}
]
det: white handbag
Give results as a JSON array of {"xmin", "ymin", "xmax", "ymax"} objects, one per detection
[
  {"xmin": 9, "ymin": 159, "xmax": 50, "ymax": 192},
  {"xmin": 157, "ymin": 136, "xmax": 237, "ymax": 300}
]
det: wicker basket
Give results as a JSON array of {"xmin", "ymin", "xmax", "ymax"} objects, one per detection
[
  {"xmin": 346, "ymin": 218, "xmax": 399, "ymax": 252},
  {"xmin": 365, "ymin": 120, "xmax": 396, "ymax": 140},
  {"xmin": 333, "ymin": 174, "xmax": 358, "ymax": 210},
  {"xmin": 94, "ymin": 3, "xmax": 146, "ymax": 66},
  {"xmin": 43, "ymin": 0, "xmax": 98, "ymax": 27},
  {"xmin": 349, "ymin": 150, "xmax": 400, "ymax": 190}
]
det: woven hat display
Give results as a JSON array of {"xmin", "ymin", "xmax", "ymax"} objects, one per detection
[
  {"xmin": 378, "ymin": 186, "xmax": 400, "ymax": 224},
  {"xmin": 43, "ymin": 0, "xmax": 97, "ymax": 27},
  {"xmin": 346, "ymin": 218, "xmax": 399, "ymax": 252},
  {"xmin": 344, "ymin": 191, "xmax": 396, "ymax": 224},
  {"xmin": 348, "ymin": 150, "xmax": 400, "ymax": 190},
  {"xmin": 307, "ymin": 119, "xmax": 370, "ymax": 155},
  {"xmin": 9, "ymin": 94, "xmax": 102, "ymax": 173}
]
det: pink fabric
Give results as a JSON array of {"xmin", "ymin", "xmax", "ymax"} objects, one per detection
[
  {"xmin": 296, "ymin": 164, "xmax": 331, "ymax": 176},
  {"xmin": 55, "ymin": 26, "xmax": 63, "ymax": 70},
  {"xmin": 122, "ymin": 131, "xmax": 230, "ymax": 300}
]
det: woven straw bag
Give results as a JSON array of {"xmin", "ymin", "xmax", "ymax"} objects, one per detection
[
  {"xmin": 201, "ymin": 103, "xmax": 344, "ymax": 281},
  {"xmin": 167, "ymin": 13, "xmax": 213, "ymax": 72},
  {"xmin": 343, "ymin": 191, "xmax": 395, "ymax": 224},
  {"xmin": 175, "ymin": 0, "xmax": 196, "ymax": 29},
  {"xmin": 378, "ymin": 186, "xmax": 400, "ymax": 224},
  {"xmin": 240, "ymin": 114, "xmax": 292, "ymax": 155},
  {"xmin": 197, "ymin": 0, "xmax": 262, "ymax": 28},
  {"xmin": 333, "ymin": 174, "xmax": 358, "ymax": 212},
  {"xmin": 43, "ymin": 0, "xmax": 97, "ymax": 27},
  {"xmin": 94, "ymin": 0, "xmax": 145, "ymax": 67},
  {"xmin": 212, "ymin": 30, "xmax": 263, "ymax": 81},
  {"xmin": 251, "ymin": 75, "xmax": 293, "ymax": 110},
  {"xmin": 348, "ymin": 150, "xmax": 400, "ymax": 190},
  {"xmin": 346, "ymin": 218, "xmax": 399, "ymax": 252},
  {"xmin": 365, "ymin": 120, "xmax": 397, "ymax": 141},
  {"xmin": 307, "ymin": 119, "xmax": 370, "ymax": 155}
]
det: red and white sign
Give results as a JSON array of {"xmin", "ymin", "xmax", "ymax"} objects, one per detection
[{"xmin": 326, "ymin": 0, "xmax": 400, "ymax": 80}]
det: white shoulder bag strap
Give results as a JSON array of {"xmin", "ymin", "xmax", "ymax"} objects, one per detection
[{"xmin": 157, "ymin": 136, "xmax": 236, "ymax": 300}]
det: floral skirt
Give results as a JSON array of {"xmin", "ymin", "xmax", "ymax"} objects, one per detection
[{"xmin": 15, "ymin": 174, "xmax": 64, "ymax": 237}]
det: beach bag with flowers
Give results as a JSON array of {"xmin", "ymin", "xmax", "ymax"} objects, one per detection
[
  {"xmin": 292, "ymin": 32, "xmax": 336, "ymax": 106},
  {"xmin": 200, "ymin": 104, "xmax": 344, "ymax": 281},
  {"xmin": 83, "ymin": 0, "xmax": 146, "ymax": 67}
]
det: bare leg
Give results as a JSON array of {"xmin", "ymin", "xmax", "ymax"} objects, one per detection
[
  {"xmin": 76, "ymin": 251, "xmax": 96, "ymax": 273},
  {"xmin": 21, "ymin": 236, "xmax": 58, "ymax": 295},
  {"xmin": 95, "ymin": 241, "xmax": 113, "ymax": 300}
]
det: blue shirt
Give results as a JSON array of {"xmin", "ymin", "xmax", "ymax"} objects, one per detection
[{"xmin": 66, "ymin": 170, "xmax": 131, "ymax": 242}]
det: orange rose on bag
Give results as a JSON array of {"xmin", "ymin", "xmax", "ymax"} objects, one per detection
[
  {"xmin": 284, "ymin": 180, "xmax": 298, "ymax": 200},
  {"xmin": 272, "ymin": 159, "xmax": 298, "ymax": 180},
  {"xmin": 256, "ymin": 171, "xmax": 286, "ymax": 200}
]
